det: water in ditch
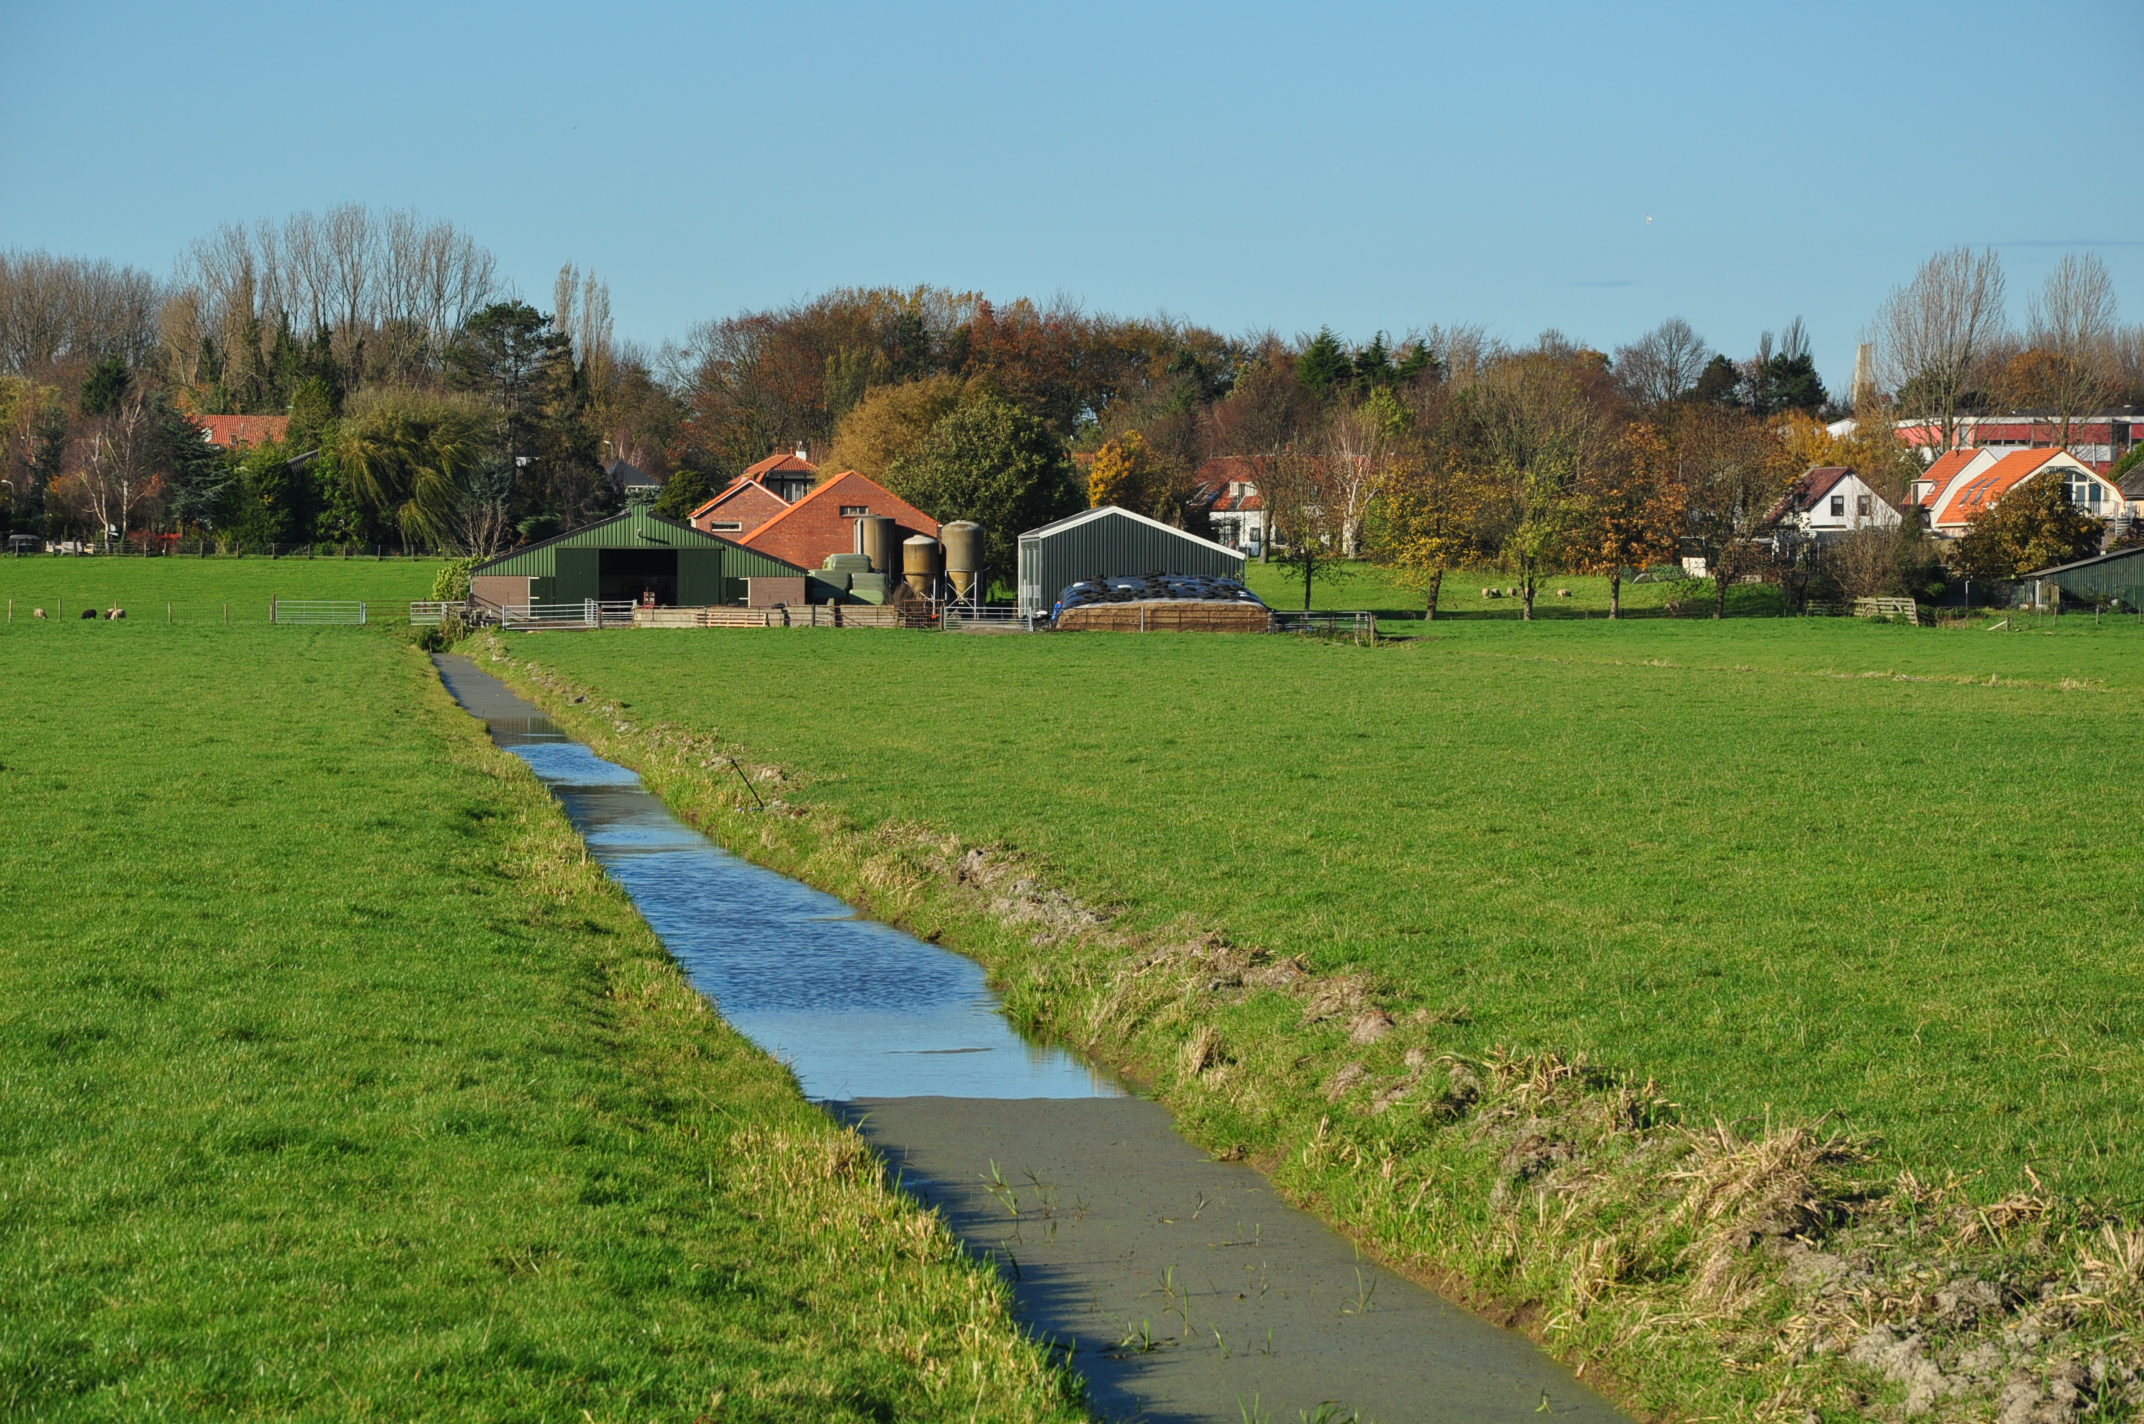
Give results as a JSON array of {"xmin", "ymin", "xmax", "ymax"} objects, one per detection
[{"xmin": 436, "ymin": 653, "xmax": 1628, "ymax": 1424}]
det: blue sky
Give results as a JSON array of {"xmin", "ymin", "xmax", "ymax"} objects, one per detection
[{"xmin": 4, "ymin": 0, "xmax": 2139, "ymax": 393}]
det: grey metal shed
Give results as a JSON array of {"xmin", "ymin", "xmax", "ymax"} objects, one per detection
[{"xmin": 1016, "ymin": 506, "xmax": 1247, "ymax": 616}]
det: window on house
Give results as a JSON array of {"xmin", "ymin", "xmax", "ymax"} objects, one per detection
[
  {"xmin": 840, "ymin": 505, "xmax": 869, "ymax": 517},
  {"xmin": 1857, "ymin": 495, "xmax": 1871, "ymax": 516},
  {"xmin": 2063, "ymin": 471, "xmax": 2105, "ymax": 511},
  {"xmin": 1829, "ymin": 496, "xmax": 1845, "ymax": 517}
]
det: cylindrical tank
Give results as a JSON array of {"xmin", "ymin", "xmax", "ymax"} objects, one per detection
[
  {"xmin": 902, "ymin": 535, "xmax": 941, "ymax": 597},
  {"xmin": 941, "ymin": 520, "xmax": 983, "ymax": 599},
  {"xmin": 858, "ymin": 515, "xmax": 900, "ymax": 574}
]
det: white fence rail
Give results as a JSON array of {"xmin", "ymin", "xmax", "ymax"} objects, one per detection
[
  {"xmin": 271, "ymin": 599, "xmax": 368, "ymax": 626},
  {"xmin": 499, "ymin": 600, "xmax": 635, "ymax": 630},
  {"xmin": 408, "ymin": 600, "xmax": 458, "ymax": 626},
  {"xmin": 941, "ymin": 603, "xmax": 1038, "ymax": 631}
]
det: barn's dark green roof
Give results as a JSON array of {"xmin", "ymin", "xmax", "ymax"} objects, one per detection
[{"xmin": 473, "ymin": 507, "xmax": 805, "ymax": 578}]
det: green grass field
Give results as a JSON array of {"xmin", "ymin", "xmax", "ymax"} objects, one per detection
[
  {"xmin": 1241, "ymin": 560, "xmax": 1698, "ymax": 620},
  {"xmin": 512, "ymin": 619, "xmax": 2144, "ymax": 1208},
  {"xmin": 0, "ymin": 554, "xmax": 449, "ymax": 624},
  {"xmin": 0, "ymin": 620, "xmax": 1081, "ymax": 1421}
]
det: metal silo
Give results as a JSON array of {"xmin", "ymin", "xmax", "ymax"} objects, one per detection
[
  {"xmin": 942, "ymin": 520, "xmax": 983, "ymax": 600},
  {"xmin": 902, "ymin": 535, "xmax": 941, "ymax": 597},
  {"xmin": 858, "ymin": 515, "xmax": 900, "ymax": 574}
]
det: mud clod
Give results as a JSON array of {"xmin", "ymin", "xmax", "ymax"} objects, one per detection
[{"xmin": 1347, "ymin": 1009, "xmax": 1395, "ymax": 1044}]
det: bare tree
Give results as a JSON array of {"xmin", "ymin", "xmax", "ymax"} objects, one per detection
[
  {"xmin": 1258, "ymin": 439, "xmax": 1347, "ymax": 609},
  {"xmin": 166, "ymin": 205, "xmax": 497, "ymax": 389},
  {"xmin": 1614, "ymin": 317, "xmax": 1711, "ymax": 408},
  {"xmin": 57, "ymin": 395, "xmax": 167, "ymax": 546},
  {"xmin": 1323, "ymin": 393, "xmax": 1402, "ymax": 556},
  {"xmin": 2022, "ymin": 253, "xmax": 2121, "ymax": 447},
  {"xmin": 1869, "ymin": 247, "xmax": 2009, "ymax": 453},
  {"xmin": 1416, "ymin": 323, "xmax": 1501, "ymax": 389},
  {"xmin": 0, "ymin": 251, "xmax": 163, "ymax": 376}
]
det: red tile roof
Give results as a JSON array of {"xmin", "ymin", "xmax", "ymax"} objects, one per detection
[
  {"xmin": 737, "ymin": 470, "xmax": 940, "ymax": 570},
  {"xmin": 196, "ymin": 414, "xmax": 290, "ymax": 449},
  {"xmin": 740, "ymin": 449, "xmax": 816, "ymax": 480},
  {"xmin": 1763, "ymin": 466, "xmax": 1852, "ymax": 524},
  {"xmin": 687, "ymin": 477, "xmax": 790, "ymax": 526}
]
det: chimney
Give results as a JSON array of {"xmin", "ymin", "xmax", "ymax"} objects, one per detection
[
  {"xmin": 1851, "ymin": 343, "xmax": 1874, "ymax": 409},
  {"xmin": 795, "ymin": 442, "xmax": 809, "ymax": 461}
]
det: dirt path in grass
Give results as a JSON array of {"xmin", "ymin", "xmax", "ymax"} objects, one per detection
[{"xmin": 436, "ymin": 654, "xmax": 1627, "ymax": 1424}]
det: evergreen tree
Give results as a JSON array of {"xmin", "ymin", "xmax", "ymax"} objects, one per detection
[
  {"xmin": 652, "ymin": 468, "xmax": 716, "ymax": 522},
  {"xmin": 1295, "ymin": 328, "xmax": 1351, "ymax": 394},
  {"xmin": 1692, "ymin": 354, "xmax": 1743, "ymax": 407},
  {"xmin": 81, "ymin": 356, "xmax": 130, "ymax": 416}
]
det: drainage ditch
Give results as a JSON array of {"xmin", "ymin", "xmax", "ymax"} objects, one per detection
[{"xmin": 436, "ymin": 653, "xmax": 1627, "ymax": 1424}]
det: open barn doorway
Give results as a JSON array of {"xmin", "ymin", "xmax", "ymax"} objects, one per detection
[{"xmin": 599, "ymin": 548, "xmax": 678, "ymax": 605}]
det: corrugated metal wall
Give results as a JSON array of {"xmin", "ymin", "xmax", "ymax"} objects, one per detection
[
  {"xmin": 1018, "ymin": 511, "xmax": 1245, "ymax": 614},
  {"xmin": 2046, "ymin": 548, "xmax": 2144, "ymax": 601}
]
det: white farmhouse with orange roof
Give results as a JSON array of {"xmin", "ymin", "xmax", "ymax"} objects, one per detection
[{"xmin": 1909, "ymin": 448, "xmax": 2128, "ymax": 537}]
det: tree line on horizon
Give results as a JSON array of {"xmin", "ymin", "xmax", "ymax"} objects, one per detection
[{"xmin": 1, "ymin": 207, "xmax": 2137, "ymax": 603}]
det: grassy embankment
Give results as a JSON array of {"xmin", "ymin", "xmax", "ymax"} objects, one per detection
[
  {"xmin": 487, "ymin": 618, "xmax": 2144, "ymax": 1423},
  {"xmin": 0, "ymin": 554, "xmax": 448, "ymax": 624},
  {"xmin": 0, "ymin": 620, "xmax": 1083, "ymax": 1422}
]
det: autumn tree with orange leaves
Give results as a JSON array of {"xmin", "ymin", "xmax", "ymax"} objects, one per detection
[{"xmin": 1569, "ymin": 425, "xmax": 1684, "ymax": 618}]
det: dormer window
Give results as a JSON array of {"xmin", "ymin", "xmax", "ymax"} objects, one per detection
[{"xmin": 840, "ymin": 505, "xmax": 868, "ymax": 517}]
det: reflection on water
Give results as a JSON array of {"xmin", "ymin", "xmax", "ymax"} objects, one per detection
[{"xmin": 437, "ymin": 660, "xmax": 1119, "ymax": 1102}]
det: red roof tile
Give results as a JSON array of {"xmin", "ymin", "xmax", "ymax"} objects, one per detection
[
  {"xmin": 739, "ymin": 449, "xmax": 816, "ymax": 480},
  {"xmin": 196, "ymin": 414, "xmax": 290, "ymax": 449},
  {"xmin": 736, "ymin": 470, "xmax": 941, "ymax": 570}
]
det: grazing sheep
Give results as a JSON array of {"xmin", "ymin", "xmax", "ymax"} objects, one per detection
[
  {"xmin": 105, "ymin": 607, "xmax": 126, "ymax": 620},
  {"xmin": 1481, "ymin": 587, "xmax": 1499, "ymax": 598},
  {"xmin": 1555, "ymin": 588, "xmax": 1572, "ymax": 598},
  {"xmin": 80, "ymin": 607, "xmax": 98, "ymax": 619},
  {"xmin": 33, "ymin": 608, "xmax": 46, "ymax": 619},
  {"xmin": 1504, "ymin": 587, "xmax": 1518, "ymax": 597}
]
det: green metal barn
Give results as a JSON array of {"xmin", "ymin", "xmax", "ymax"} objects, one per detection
[
  {"xmin": 2021, "ymin": 545, "xmax": 2144, "ymax": 610},
  {"xmin": 468, "ymin": 504, "xmax": 804, "ymax": 610},
  {"xmin": 1016, "ymin": 506, "xmax": 1246, "ymax": 616}
]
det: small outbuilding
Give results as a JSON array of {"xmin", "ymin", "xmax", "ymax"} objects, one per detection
[
  {"xmin": 468, "ymin": 501, "xmax": 805, "ymax": 610},
  {"xmin": 1016, "ymin": 506, "xmax": 1247, "ymax": 617},
  {"xmin": 2019, "ymin": 544, "xmax": 2144, "ymax": 610}
]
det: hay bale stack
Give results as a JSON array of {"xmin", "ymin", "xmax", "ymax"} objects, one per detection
[{"xmin": 1056, "ymin": 600, "xmax": 1272, "ymax": 634}]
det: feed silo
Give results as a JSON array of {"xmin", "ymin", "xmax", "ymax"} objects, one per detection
[{"xmin": 941, "ymin": 520, "xmax": 984, "ymax": 602}]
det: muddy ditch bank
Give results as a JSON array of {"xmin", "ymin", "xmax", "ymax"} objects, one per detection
[
  {"xmin": 437, "ymin": 654, "xmax": 1625, "ymax": 1423},
  {"xmin": 462, "ymin": 638, "xmax": 2144, "ymax": 1424}
]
